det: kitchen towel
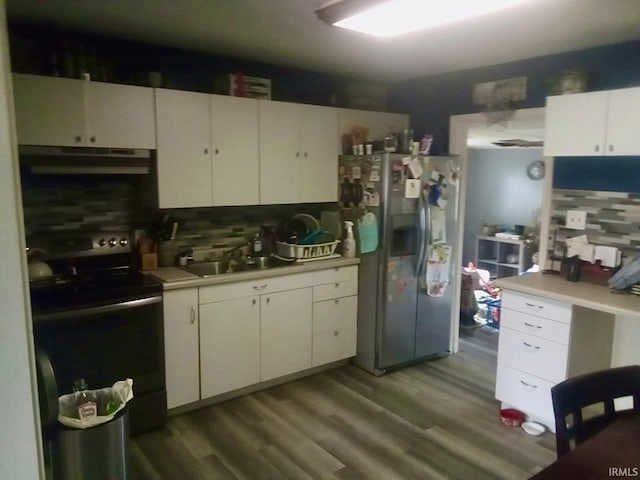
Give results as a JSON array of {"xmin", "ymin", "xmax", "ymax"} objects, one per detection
[{"xmin": 357, "ymin": 211, "xmax": 379, "ymax": 254}]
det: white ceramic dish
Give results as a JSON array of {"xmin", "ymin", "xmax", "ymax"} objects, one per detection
[{"xmin": 521, "ymin": 421, "xmax": 545, "ymax": 436}]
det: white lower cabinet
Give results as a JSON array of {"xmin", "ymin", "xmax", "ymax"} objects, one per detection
[
  {"xmin": 312, "ymin": 296, "xmax": 357, "ymax": 366},
  {"xmin": 166, "ymin": 265, "xmax": 358, "ymax": 407},
  {"xmin": 260, "ymin": 288, "xmax": 313, "ymax": 381},
  {"xmin": 200, "ymin": 296, "xmax": 261, "ymax": 397},
  {"xmin": 163, "ymin": 288, "xmax": 200, "ymax": 409}
]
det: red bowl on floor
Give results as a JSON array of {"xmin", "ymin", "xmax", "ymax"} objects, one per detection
[{"xmin": 500, "ymin": 408, "xmax": 526, "ymax": 427}]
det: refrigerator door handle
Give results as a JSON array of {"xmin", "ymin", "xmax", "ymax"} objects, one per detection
[{"xmin": 415, "ymin": 190, "xmax": 428, "ymax": 277}]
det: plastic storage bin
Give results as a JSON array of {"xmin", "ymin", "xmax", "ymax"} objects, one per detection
[{"xmin": 484, "ymin": 298, "xmax": 502, "ymax": 329}]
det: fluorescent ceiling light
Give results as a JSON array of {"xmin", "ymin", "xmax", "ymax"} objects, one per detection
[{"xmin": 317, "ymin": 0, "xmax": 530, "ymax": 37}]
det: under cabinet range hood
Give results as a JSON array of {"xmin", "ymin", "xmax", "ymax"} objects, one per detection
[{"xmin": 19, "ymin": 145, "xmax": 154, "ymax": 175}]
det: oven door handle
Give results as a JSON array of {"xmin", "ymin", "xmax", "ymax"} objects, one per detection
[{"xmin": 34, "ymin": 295, "xmax": 162, "ymax": 324}]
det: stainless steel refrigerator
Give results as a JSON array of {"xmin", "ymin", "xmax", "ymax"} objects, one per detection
[{"xmin": 338, "ymin": 153, "xmax": 461, "ymax": 375}]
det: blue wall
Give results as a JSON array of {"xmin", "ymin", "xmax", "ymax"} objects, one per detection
[
  {"xmin": 553, "ymin": 156, "xmax": 640, "ymax": 193},
  {"xmin": 389, "ymin": 41, "xmax": 640, "ymax": 155}
]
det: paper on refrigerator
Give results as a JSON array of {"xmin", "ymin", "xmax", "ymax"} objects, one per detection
[{"xmin": 425, "ymin": 244, "xmax": 451, "ymax": 297}]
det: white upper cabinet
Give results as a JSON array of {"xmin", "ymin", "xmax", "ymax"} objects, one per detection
[
  {"xmin": 300, "ymin": 104, "xmax": 339, "ymax": 203},
  {"xmin": 211, "ymin": 95, "xmax": 260, "ymax": 206},
  {"xmin": 605, "ymin": 87, "xmax": 640, "ymax": 155},
  {"xmin": 259, "ymin": 100, "xmax": 302, "ymax": 204},
  {"xmin": 13, "ymin": 74, "xmax": 87, "ymax": 147},
  {"xmin": 338, "ymin": 108, "xmax": 410, "ymax": 147},
  {"xmin": 544, "ymin": 87, "xmax": 640, "ymax": 156},
  {"xmin": 156, "ymin": 90, "xmax": 260, "ymax": 209},
  {"xmin": 155, "ymin": 89, "xmax": 213, "ymax": 208},
  {"xmin": 85, "ymin": 81, "xmax": 156, "ymax": 148},
  {"xmin": 259, "ymin": 101, "xmax": 339, "ymax": 204},
  {"xmin": 12, "ymin": 74, "xmax": 156, "ymax": 148}
]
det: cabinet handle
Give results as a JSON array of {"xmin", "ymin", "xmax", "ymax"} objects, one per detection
[
  {"xmin": 253, "ymin": 284, "xmax": 267, "ymax": 291},
  {"xmin": 296, "ymin": 152, "xmax": 300, "ymax": 158},
  {"xmin": 334, "ymin": 283, "xmax": 340, "ymax": 288},
  {"xmin": 190, "ymin": 306, "xmax": 196, "ymax": 324},
  {"xmin": 90, "ymin": 136, "xmax": 96, "ymax": 143},
  {"xmin": 304, "ymin": 152, "xmax": 308, "ymax": 158},
  {"xmin": 523, "ymin": 322, "xmax": 542, "ymax": 329},
  {"xmin": 334, "ymin": 299, "xmax": 339, "ymax": 305},
  {"xmin": 252, "ymin": 298, "xmax": 256, "ymax": 306},
  {"xmin": 525, "ymin": 302, "xmax": 543, "ymax": 311},
  {"xmin": 520, "ymin": 380, "xmax": 538, "ymax": 390},
  {"xmin": 334, "ymin": 330, "xmax": 339, "ymax": 337},
  {"xmin": 266, "ymin": 297, "xmax": 270, "ymax": 305},
  {"xmin": 594, "ymin": 145, "xmax": 600, "ymax": 152},
  {"xmin": 215, "ymin": 148, "xmax": 219, "ymax": 155},
  {"xmin": 523, "ymin": 341, "xmax": 540, "ymax": 351},
  {"xmin": 204, "ymin": 148, "xmax": 209, "ymax": 155},
  {"xmin": 609, "ymin": 145, "xmax": 614, "ymax": 153},
  {"xmin": 75, "ymin": 135, "xmax": 82, "ymax": 143}
]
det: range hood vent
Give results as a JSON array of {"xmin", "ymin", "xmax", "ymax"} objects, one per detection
[{"xmin": 19, "ymin": 146, "xmax": 154, "ymax": 175}]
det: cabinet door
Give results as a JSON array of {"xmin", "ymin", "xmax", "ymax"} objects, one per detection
[
  {"xmin": 606, "ymin": 87, "xmax": 640, "ymax": 155},
  {"xmin": 259, "ymin": 100, "xmax": 301, "ymax": 204},
  {"xmin": 12, "ymin": 74, "xmax": 86, "ymax": 146},
  {"xmin": 155, "ymin": 89, "xmax": 213, "ymax": 208},
  {"xmin": 543, "ymin": 92, "xmax": 608, "ymax": 156},
  {"xmin": 200, "ymin": 296, "xmax": 260, "ymax": 398},
  {"xmin": 211, "ymin": 95, "xmax": 260, "ymax": 206},
  {"xmin": 163, "ymin": 289, "xmax": 200, "ymax": 409},
  {"xmin": 85, "ymin": 81, "xmax": 157, "ymax": 148},
  {"xmin": 301, "ymin": 104, "xmax": 339, "ymax": 203},
  {"xmin": 261, "ymin": 288, "xmax": 312, "ymax": 381},
  {"xmin": 338, "ymin": 108, "xmax": 409, "ymax": 147},
  {"xmin": 312, "ymin": 296, "xmax": 357, "ymax": 366}
]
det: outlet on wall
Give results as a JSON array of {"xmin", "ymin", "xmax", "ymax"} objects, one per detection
[{"xmin": 566, "ymin": 210, "xmax": 587, "ymax": 230}]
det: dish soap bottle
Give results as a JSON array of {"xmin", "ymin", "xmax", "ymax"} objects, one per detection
[{"xmin": 343, "ymin": 221, "xmax": 356, "ymax": 258}]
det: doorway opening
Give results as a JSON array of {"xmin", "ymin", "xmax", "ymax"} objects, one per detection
[{"xmin": 449, "ymin": 108, "xmax": 550, "ymax": 355}]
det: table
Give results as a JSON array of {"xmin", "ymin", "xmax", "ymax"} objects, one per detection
[{"xmin": 529, "ymin": 416, "xmax": 640, "ymax": 480}]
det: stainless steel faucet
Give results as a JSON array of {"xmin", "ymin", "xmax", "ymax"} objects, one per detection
[{"xmin": 223, "ymin": 240, "xmax": 251, "ymax": 258}]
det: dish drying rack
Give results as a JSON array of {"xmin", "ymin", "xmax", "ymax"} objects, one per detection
[{"xmin": 275, "ymin": 240, "xmax": 340, "ymax": 262}]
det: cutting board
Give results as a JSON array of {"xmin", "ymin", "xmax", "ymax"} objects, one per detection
[{"xmin": 147, "ymin": 267, "xmax": 198, "ymax": 283}]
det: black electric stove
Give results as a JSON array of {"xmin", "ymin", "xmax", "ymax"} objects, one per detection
[{"xmin": 29, "ymin": 231, "xmax": 166, "ymax": 436}]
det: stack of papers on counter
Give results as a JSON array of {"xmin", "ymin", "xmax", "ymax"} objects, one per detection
[{"xmin": 565, "ymin": 235, "xmax": 621, "ymax": 267}]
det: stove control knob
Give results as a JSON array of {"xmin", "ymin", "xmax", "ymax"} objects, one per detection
[
  {"xmin": 98, "ymin": 238, "xmax": 107, "ymax": 247},
  {"xmin": 108, "ymin": 237, "xmax": 118, "ymax": 247},
  {"xmin": 119, "ymin": 238, "xmax": 128, "ymax": 247}
]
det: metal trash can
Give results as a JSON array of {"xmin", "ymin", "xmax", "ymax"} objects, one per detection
[{"xmin": 52, "ymin": 406, "xmax": 129, "ymax": 480}]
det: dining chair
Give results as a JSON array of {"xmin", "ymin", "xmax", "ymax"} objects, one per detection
[{"xmin": 551, "ymin": 365, "xmax": 640, "ymax": 457}]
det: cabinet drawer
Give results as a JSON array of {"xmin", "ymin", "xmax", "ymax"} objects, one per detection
[
  {"xmin": 501, "ymin": 290, "xmax": 571, "ymax": 324},
  {"xmin": 501, "ymin": 310, "xmax": 571, "ymax": 345},
  {"xmin": 312, "ymin": 265, "xmax": 358, "ymax": 285},
  {"xmin": 495, "ymin": 363, "xmax": 555, "ymax": 422},
  {"xmin": 498, "ymin": 327, "xmax": 568, "ymax": 383},
  {"xmin": 313, "ymin": 280, "xmax": 358, "ymax": 302},
  {"xmin": 199, "ymin": 272, "xmax": 313, "ymax": 304},
  {"xmin": 313, "ymin": 296, "xmax": 357, "ymax": 334},
  {"xmin": 312, "ymin": 327, "xmax": 356, "ymax": 367}
]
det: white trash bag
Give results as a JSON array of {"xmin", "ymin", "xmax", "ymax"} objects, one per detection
[{"xmin": 58, "ymin": 378, "xmax": 134, "ymax": 429}]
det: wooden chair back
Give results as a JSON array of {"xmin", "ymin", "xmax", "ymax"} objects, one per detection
[{"xmin": 551, "ymin": 365, "xmax": 640, "ymax": 457}]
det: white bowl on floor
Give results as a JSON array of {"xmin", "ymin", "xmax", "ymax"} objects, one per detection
[{"xmin": 521, "ymin": 421, "xmax": 545, "ymax": 436}]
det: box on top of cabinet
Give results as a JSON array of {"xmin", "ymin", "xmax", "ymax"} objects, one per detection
[{"xmin": 212, "ymin": 73, "xmax": 271, "ymax": 100}]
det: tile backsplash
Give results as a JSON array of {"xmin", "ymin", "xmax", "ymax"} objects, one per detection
[
  {"xmin": 21, "ymin": 173, "xmax": 335, "ymax": 259},
  {"xmin": 550, "ymin": 188, "xmax": 640, "ymax": 261}
]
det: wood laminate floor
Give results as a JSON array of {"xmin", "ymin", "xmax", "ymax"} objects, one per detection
[{"xmin": 129, "ymin": 326, "xmax": 556, "ymax": 479}]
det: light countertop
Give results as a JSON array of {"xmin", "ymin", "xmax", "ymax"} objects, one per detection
[
  {"xmin": 496, "ymin": 273, "xmax": 640, "ymax": 318},
  {"xmin": 145, "ymin": 256, "xmax": 360, "ymax": 291}
]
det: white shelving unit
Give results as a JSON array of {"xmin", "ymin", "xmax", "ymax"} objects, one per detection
[{"xmin": 475, "ymin": 235, "xmax": 533, "ymax": 279}]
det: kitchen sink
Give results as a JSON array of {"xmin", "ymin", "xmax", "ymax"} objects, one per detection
[{"xmin": 183, "ymin": 256, "xmax": 293, "ymax": 277}]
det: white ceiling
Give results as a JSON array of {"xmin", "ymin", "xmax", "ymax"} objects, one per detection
[{"xmin": 5, "ymin": 0, "xmax": 640, "ymax": 82}]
